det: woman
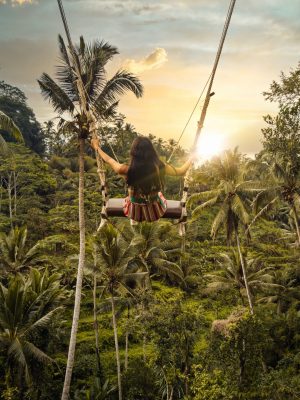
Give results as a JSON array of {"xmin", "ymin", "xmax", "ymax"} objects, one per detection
[{"xmin": 91, "ymin": 136, "xmax": 194, "ymax": 223}]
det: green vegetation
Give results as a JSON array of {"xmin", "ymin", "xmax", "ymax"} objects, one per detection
[{"xmin": 1, "ymin": 57, "xmax": 300, "ymax": 400}]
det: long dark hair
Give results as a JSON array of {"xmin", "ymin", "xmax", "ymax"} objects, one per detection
[{"xmin": 127, "ymin": 137, "xmax": 165, "ymax": 195}]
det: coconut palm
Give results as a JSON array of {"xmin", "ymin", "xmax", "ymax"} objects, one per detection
[
  {"xmin": 205, "ymin": 250, "xmax": 276, "ymax": 306},
  {"xmin": 131, "ymin": 221, "xmax": 184, "ymax": 283},
  {"xmin": 0, "ymin": 110, "xmax": 23, "ymax": 152},
  {"xmin": 0, "ymin": 269, "xmax": 64, "ymax": 393},
  {"xmin": 188, "ymin": 148, "xmax": 263, "ymax": 313},
  {"xmin": 38, "ymin": 35, "xmax": 143, "ymax": 400},
  {"xmin": 92, "ymin": 224, "xmax": 148, "ymax": 400},
  {"xmin": 0, "ymin": 226, "xmax": 50, "ymax": 276},
  {"xmin": 251, "ymin": 156, "xmax": 300, "ymax": 245},
  {"xmin": 258, "ymin": 270, "xmax": 300, "ymax": 314},
  {"xmin": 0, "ymin": 226, "xmax": 64, "ymax": 277}
]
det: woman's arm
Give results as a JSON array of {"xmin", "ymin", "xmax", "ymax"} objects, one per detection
[
  {"xmin": 91, "ymin": 138, "xmax": 128, "ymax": 175},
  {"xmin": 165, "ymin": 156, "xmax": 194, "ymax": 176}
]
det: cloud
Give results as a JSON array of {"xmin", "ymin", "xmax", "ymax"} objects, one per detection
[
  {"xmin": 0, "ymin": 0, "xmax": 37, "ymax": 5},
  {"xmin": 123, "ymin": 48, "xmax": 168, "ymax": 74}
]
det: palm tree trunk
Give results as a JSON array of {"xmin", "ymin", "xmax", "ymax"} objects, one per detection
[
  {"xmin": 124, "ymin": 306, "xmax": 129, "ymax": 372},
  {"xmin": 7, "ymin": 173, "xmax": 13, "ymax": 227},
  {"xmin": 61, "ymin": 137, "xmax": 86, "ymax": 400},
  {"xmin": 143, "ymin": 334, "xmax": 147, "ymax": 363},
  {"xmin": 111, "ymin": 293, "xmax": 122, "ymax": 400},
  {"xmin": 13, "ymin": 170, "xmax": 17, "ymax": 217},
  {"xmin": 235, "ymin": 230, "xmax": 254, "ymax": 314},
  {"xmin": 0, "ymin": 176, "xmax": 3, "ymax": 213},
  {"xmin": 184, "ymin": 339, "xmax": 189, "ymax": 396},
  {"xmin": 93, "ymin": 267, "xmax": 102, "ymax": 380},
  {"xmin": 292, "ymin": 204, "xmax": 300, "ymax": 246},
  {"xmin": 125, "ymin": 331, "xmax": 129, "ymax": 372}
]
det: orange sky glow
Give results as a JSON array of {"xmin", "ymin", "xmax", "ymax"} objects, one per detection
[{"xmin": 0, "ymin": 0, "xmax": 299, "ymax": 158}]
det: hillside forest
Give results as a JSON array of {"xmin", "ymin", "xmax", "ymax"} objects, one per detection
[{"xmin": 1, "ymin": 38, "xmax": 300, "ymax": 400}]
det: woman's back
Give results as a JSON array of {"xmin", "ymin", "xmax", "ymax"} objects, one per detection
[{"xmin": 91, "ymin": 135, "xmax": 194, "ymax": 223}]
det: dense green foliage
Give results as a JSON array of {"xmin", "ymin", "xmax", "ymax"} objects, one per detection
[
  {"xmin": 0, "ymin": 82, "xmax": 44, "ymax": 154},
  {"xmin": 1, "ymin": 60, "xmax": 300, "ymax": 400}
]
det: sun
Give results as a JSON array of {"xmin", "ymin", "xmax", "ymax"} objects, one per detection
[{"xmin": 195, "ymin": 131, "xmax": 224, "ymax": 162}]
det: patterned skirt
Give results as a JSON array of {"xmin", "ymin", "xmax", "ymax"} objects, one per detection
[{"xmin": 123, "ymin": 192, "xmax": 167, "ymax": 222}]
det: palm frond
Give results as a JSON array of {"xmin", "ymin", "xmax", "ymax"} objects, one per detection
[
  {"xmin": 231, "ymin": 195, "xmax": 250, "ymax": 225},
  {"xmin": 0, "ymin": 111, "xmax": 23, "ymax": 143},
  {"xmin": 248, "ymin": 196, "xmax": 280, "ymax": 231},
  {"xmin": 25, "ymin": 307, "xmax": 63, "ymax": 336},
  {"xmin": 211, "ymin": 205, "xmax": 227, "ymax": 239},
  {"xmin": 23, "ymin": 341, "xmax": 53, "ymax": 364},
  {"xmin": 38, "ymin": 73, "xmax": 75, "ymax": 114},
  {"xmin": 188, "ymin": 190, "xmax": 220, "ymax": 206},
  {"xmin": 192, "ymin": 196, "xmax": 219, "ymax": 220},
  {"xmin": 94, "ymin": 70, "xmax": 143, "ymax": 109},
  {"xmin": 0, "ymin": 133, "xmax": 8, "ymax": 153}
]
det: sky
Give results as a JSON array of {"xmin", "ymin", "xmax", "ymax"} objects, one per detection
[{"xmin": 0, "ymin": 0, "xmax": 299, "ymax": 158}]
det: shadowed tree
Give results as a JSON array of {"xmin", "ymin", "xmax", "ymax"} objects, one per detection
[
  {"xmin": 258, "ymin": 270, "xmax": 300, "ymax": 314},
  {"xmin": 0, "ymin": 269, "xmax": 64, "ymax": 395},
  {"xmin": 90, "ymin": 224, "xmax": 148, "ymax": 400},
  {"xmin": 251, "ymin": 156, "xmax": 300, "ymax": 245},
  {"xmin": 38, "ymin": 35, "xmax": 143, "ymax": 400},
  {"xmin": 0, "ymin": 226, "xmax": 66, "ymax": 277},
  {"xmin": 205, "ymin": 250, "xmax": 277, "ymax": 306},
  {"xmin": 188, "ymin": 148, "xmax": 263, "ymax": 313}
]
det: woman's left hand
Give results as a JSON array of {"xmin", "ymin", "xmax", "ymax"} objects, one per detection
[{"xmin": 91, "ymin": 137, "xmax": 100, "ymax": 150}]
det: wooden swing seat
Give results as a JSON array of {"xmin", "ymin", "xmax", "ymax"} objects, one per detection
[{"xmin": 106, "ymin": 198, "xmax": 182, "ymax": 219}]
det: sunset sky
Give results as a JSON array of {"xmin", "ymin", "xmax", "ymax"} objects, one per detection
[{"xmin": 0, "ymin": 0, "xmax": 299, "ymax": 157}]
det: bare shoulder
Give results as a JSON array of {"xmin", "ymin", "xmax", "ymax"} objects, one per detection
[{"xmin": 118, "ymin": 164, "xmax": 129, "ymax": 175}]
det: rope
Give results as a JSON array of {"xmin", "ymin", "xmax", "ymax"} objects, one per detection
[
  {"xmin": 167, "ymin": 72, "xmax": 212, "ymax": 164},
  {"xmin": 169, "ymin": 0, "xmax": 236, "ymax": 164},
  {"xmin": 178, "ymin": 0, "xmax": 237, "ymax": 236},
  {"xmin": 57, "ymin": 0, "xmax": 109, "ymax": 227}
]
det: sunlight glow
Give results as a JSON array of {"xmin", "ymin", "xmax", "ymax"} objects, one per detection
[{"xmin": 196, "ymin": 131, "xmax": 224, "ymax": 162}]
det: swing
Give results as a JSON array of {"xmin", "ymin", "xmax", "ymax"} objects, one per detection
[
  {"xmin": 106, "ymin": 198, "xmax": 183, "ymax": 219},
  {"xmin": 104, "ymin": 0, "xmax": 236, "ymax": 224},
  {"xmin": 57, "ymin": 0, "xmax": 236, "ymax": 227}
]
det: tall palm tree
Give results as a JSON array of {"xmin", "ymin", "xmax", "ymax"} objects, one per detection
[
  {"xmin": 251, "ymin": 156, "xmax": 300, "ymax": 245},
  {"xmin": 0, "ymin": 110, "xmax": 23, "ymax": 152},
  {"xmin": 188, "ymin": 149, "xmax": 263, "ymax": 313},
  {"xmin": 92, "ymin": 224, "xmax": 148, "ymax": 400},
  {"xmin": 38, "ymin": 35, "xmax": 143, "ymax": 400},
  {"xmin": 0, "ymin": 269, "xmax": 64, "ymax": 393},
  {"xmin": 205, "ymin": 250, "xmax": 276, "ymax": 306}
]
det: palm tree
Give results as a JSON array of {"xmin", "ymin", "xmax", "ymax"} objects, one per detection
[
  {"xmin": 131, "ymin": 221, "xmax": 184, "ymax": 283},
  {"xmin": 0, "ymin": 110, "xmax": 23, "ymax": 152},
  {"xmin": 0, "ymin": 226, "xmax": 54, "ymax": 276},
  {"xmin": 251, "ymin": 156, "xmax": 300, "ymax": 245},
  {"xmin": 92, "ymin": 224, "xmax": 148, "ymax": 400},
  {"xmin": 0, "ymin": 269, "xmax": 64, "ymax": 393},
  {"xmin": 38, "ymin": 35, "xmax": 143, "ymax": 400},
  {"xmin": 258, "ymin": 270, "xmax": 300, "ymax": 314},
  {"xmin": 205, "ymin": 250, "xmax": 276, "ymax": 306},
  {"xmin": 188, "ymin": 149, "xmax": 263, "ymax": 313}
]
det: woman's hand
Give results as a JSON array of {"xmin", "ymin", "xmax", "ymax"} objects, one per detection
[{"xmin": 91, "ymin": 137, "xmax": 100, "ymax": 151}]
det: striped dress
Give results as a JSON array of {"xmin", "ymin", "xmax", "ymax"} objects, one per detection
[{"xmin": 123, "ymin": 189, "xmax": 167, "ymax": 222}]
